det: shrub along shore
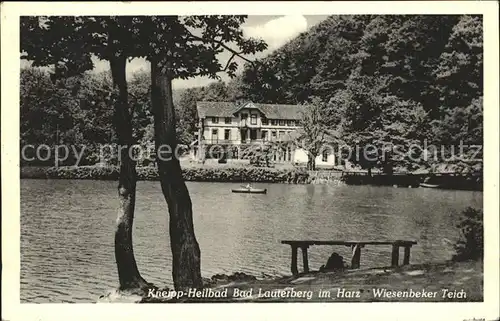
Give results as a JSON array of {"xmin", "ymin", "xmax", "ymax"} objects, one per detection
[
  {"xmin": 20, "ymin": 165, "xmax": 483, "ymax": 190},
  {"xmin": 20, "ymin": 165, "xmax": 326, "ymax": 184}
]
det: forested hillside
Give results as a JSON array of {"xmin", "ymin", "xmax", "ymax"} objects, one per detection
[
  {"xmin": 21, "ymin": 15, "xmax": 483, "ymax": 172},
  {"xmin": 237, "ymin": 15, "xmax": 483, "ymax": 172}
]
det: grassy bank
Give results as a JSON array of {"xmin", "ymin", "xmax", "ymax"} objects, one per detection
[{"xmin": 99, "ymin": 260, "xmax": 483, "ymax": 303}]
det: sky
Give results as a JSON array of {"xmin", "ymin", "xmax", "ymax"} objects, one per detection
[
  {"xmin": 168, "ymin": 15, "xmax": 329, "ymax": 88},
  {"xmin": 22, "ymin": 15, "xmax": 329, "ymax": 89}
]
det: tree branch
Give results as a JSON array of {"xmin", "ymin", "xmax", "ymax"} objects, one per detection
[
  {"xmin": 222, "ymin": 52, "xmax": 237, "ymax": 72},
  {"xmin": 128, "ymin": 91, "xmax": 138, "ymax": 101},
  {"xmin": 128, "ymin": 97, "xmax": 137, "ymax": 121},
  {"xmin": 184, "ymin": 30, "xmax": 256, "ymax": 66},
  {"xmin": 179, "ymin": 69, "xmax": 222, "ymax": 79}
]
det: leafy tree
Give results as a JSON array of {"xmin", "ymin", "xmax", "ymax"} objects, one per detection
[
  {"xmin": 21, "ymin": 15, "xmax": 267, "ymax": 291},
  {"xmin": 310, "ymin": 15, "xmax": 372, "ymax": 101},
  {"xmin": 21, "ymin": 16, "xmax": 151, "ymax": 292},
  {"xmin": 225, "ymin": 75, "xmax": 246, "ymax": 102},
  {"xmin": 75, "ymin": 72, "xmax": 116, "ymax": 146},
  {"xmin": 128, "ymin": 70, "xmax": 152, "ymax": 144},
  {"xmin": 249, "ymin": 144, "xmax": 273, "ymax": 167},
  {"xmin": 434, "ymin": 16, "xmax": 483, "ymax": 113},
  {"xmin": 20, "ymin": 67, "xmax": 116, "ymax": 166},
  {"xmin": 452, "ymin": 207, "xmax": 483, "ymax": 262},
  {"xmin": 296, "ymin": 97, "xmax": 331, "ymax": 170},
  {"xmin": 175, "ymin": 88, "xmax": 199, "ymax": 145},
  {"xmin": 350, "ymin": 15, "xmax": 481, "ymax": 172},
  {"xmin": 353, "ymin": 15, "xmax": 458, "ymax": 114},
  {"xmin": 329, "ymin": 70, "xmax": 431, "ymax": 174},
  {"xmin": 20, "ymin": 68, "xmax": 77, "ymax": 146},
  {"xmin": 200, "ymin": 80, "xmax": 230, "ymax": 102},
  {"xmin": 432, "ymin": 15, "xmax": 483, "ymax": 150},
  {"xmin": 235, "ymin": 14, "xmax": 484, "ymax": 173},
  {"xmin": 144, "ymin": 15, "xmax": 266, "ymax": 290}
]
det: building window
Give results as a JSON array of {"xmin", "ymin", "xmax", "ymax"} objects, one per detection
[
  {"xmin": 211, "ymin": 129, "xmax": 218, "ymax": 142},
  {"xmin": 287, "ymin": 120, "xmax": 294, "ymax": 126},
  {"xmin": 271, "ymin": 131, "xmax": 277, "ymax": 140},
  {"xmin": 279, "ymin": 119, "xmax": 285, "ymax": 126},
  {"xmin": 224, "ymin": 117, "xmax": 231, "ymax": 124},
  {"xmin": 212, "ymin": 117, "xmax": 219, "ymax": 123},
  {"xmin": 262, "ymin": 117, "xmax": 268, "ymax": 125},
  {"xmin": 271, "ymin": 119, "xmax": 277, "ymax": 126},
  {"xmin": 241, "ymin": 113, "xmax": 248, "ymax": 119},
  {"xmin": 224, "ymin": 129, "xmax": 231, "ymax": 141},
  {"xmin": 261, "ymin": 130, "xmax": 268, "ymax": 141},
  {"xmin": 250, "ymin": 114, "xmax": 257, "ymax": 125},
  {"xmin": 279, "ymin": 131, "xmax": 285, "ymax": 139},
  {"xmin": 322, "ymin": 150, "xmax": 328, "ymax": 162}
]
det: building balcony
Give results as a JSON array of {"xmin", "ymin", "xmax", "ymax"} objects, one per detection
[
  {"xmin": 202, "ymin": 138, "xmax": 240, "ymax": 145},
  {"xmin": 201, "ymin": 138, "xmax": 270, "ymax": 145},
  {"xmin": 239, "ymin": 119, "xmax": 261, "ymax": 128}
]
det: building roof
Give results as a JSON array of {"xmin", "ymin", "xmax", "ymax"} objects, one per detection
[{"xmin": 196, "ymin": 101, "xmax": 303, "ymax": 120}]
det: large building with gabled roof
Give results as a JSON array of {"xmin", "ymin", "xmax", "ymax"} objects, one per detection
[{"xmin": 191, "ymin": 100, "xmax": 335, "ymax": 166}]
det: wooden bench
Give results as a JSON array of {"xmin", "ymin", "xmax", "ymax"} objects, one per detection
[{"xmin": 281, "ymin": 240, "xmax": 418, "ymax": 275}]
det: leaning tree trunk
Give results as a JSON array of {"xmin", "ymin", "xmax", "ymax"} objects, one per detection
[
  {"xmin": 150, "ymin": 59, "xmax": 203, "ymax": 291},
  {"xmin": 110, "ymin": 56, "xmax": 149, "ymax": 291}
]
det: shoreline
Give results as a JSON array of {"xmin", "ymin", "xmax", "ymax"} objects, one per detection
[
  {"xmin": 98, "ymin": 260, "xmax": 483, "ymax": 303},
  {"xmin": 20, "ymin": 165, "xmax": 343, "ymax": 185},
  {"xmin": 20, "ymin": 165, "xmax": 483, "ymax": 190}
]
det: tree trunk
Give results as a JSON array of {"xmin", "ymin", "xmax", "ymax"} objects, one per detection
[
  {"xmin": 307, "ymin": 153, "xmax": 316, "ymax": 171},
  {"xmin": 383, "ymin": 160, "xmax": 394, "ymax": 175},
  {"xmin": 150, "ymin": 59, "xmax": 203, "ymax": 291},
  {"xmin": 382, "ymin": 151, "xmax": 394, "ymax": 175},
  {"xmin": 110, "ymin": 56, "xmax": 149, "ymax": 291}
]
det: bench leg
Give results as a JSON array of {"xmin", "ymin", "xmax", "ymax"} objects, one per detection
[
  {"xmin": 351, "ymin": 244, "xmax": 362, "ymax": 269},
  {"xmin": 291, "ymin": 245, "xmax": 299, "ymax": 275},
  {"xmin": 391, "ymin": 245, "xmax": 400, "ymax": 267},
  {"xmin": 403, "ymin": 246, "xmax": 411, "ymax": 265},
  {"xmin": 301, "ymin": 246, "xmax": 309, "ymax": 273}
]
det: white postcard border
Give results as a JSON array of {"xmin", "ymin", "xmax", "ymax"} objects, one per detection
[{"xmin": 2, "ymin": 2, "xmax": 498, "ymax": 321}]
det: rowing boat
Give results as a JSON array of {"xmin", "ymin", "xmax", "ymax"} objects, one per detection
[
  {"xmin": 231, "ymin": 187, "xmax": 267, "ymax": 194},
  {"xmin": 419, "ymin": 183, "xmax": 441, "ymax": 188}
]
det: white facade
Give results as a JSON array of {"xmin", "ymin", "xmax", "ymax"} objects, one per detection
[
  {"xmin": 199, "ymin": 104, "xmax": 301, "ymax": 145},
  {"xmin": 293, "ymin": 149, "xmax": 336, "ymax": 166},
  {"xmin": 194, "ymin": 101, "xmax": 335, "ymax": 166}
]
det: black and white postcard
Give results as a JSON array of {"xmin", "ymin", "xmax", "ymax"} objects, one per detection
[{"xmin": 1, "ymin": 1, "xmax": 499, "ymax": 321}]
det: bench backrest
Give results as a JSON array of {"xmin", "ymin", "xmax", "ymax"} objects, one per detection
[{"xmin": 281, "ymin": 240, "xmax": 417, "ymax": 247}]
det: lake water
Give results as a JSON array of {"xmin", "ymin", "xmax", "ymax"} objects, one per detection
[{"xmin": 20, "ymin": 179, "xmax": 483, "ymax": 303}]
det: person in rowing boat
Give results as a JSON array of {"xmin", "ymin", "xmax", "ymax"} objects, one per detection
[{"xmin": 244, "ymin": 183, "xmax": 253, "ymax": 190}]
